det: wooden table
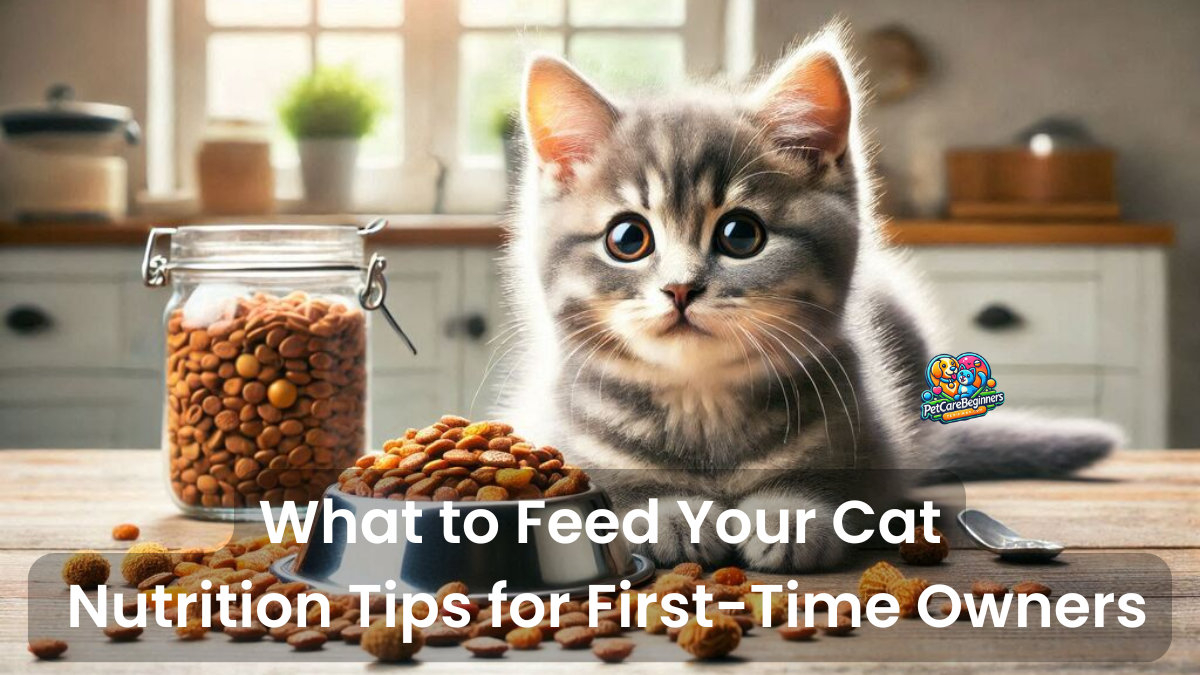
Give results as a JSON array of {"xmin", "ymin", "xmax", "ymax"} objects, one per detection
[{"xmin": 2, "ymin": 449, "xmax": 1196, "ymax": 673}]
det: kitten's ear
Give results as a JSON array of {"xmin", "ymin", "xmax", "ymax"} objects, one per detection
[
  {"xmin": 522, "ymin": 53, "xmax": 618, "ymax": 181},
  {"xmin": 752, "ymin": 35, "xmax": 855, "ymax": 164}
]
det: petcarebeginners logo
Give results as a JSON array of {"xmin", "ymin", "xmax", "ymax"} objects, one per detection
[{"xmin": 920, "ymin": 352, "xmax": 1005, "ymax": 423}]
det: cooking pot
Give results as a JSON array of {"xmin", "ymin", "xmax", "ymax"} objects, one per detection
[
  {"xmin": 0, "ymin": 85, "xmax": 140, "ymax": 220},
  {"xmin": 0, "ymin": 84, "xmax": 140, "ymax": 154}
]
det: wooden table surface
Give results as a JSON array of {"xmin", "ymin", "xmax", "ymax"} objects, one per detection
[{"xmin": 2, "ymin": 449, "xmax": 1196, "ymax": 674}]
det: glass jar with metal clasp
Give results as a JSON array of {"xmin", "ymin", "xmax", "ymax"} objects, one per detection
[{"xmin": 141, "ymin": 218, "xmax": 415, "ymax": 520}]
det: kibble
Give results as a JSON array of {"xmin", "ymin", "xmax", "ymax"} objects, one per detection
[
  {"xmin": 121, "ymin": 542, "xmax": 173, "ymax": 586},
  {"xmin": 898, "ymin": 525, "xmax": 949, "ymax": 565},
  {"xmin": 1012, "ymin": 580, "xmax": 1052, "ymax": 596},
  {"xmin": 61, "ymin": 551, "xmax": 110, "ymax": 589},
  {"xmin": 166, "ymin": 292, "xmax": 366, "ymax": 511},
  {"xmin": 463, "ymin": 636, "xmax": 509, "ymax": 658},
  {"xmin": 778, "ymin": 625, "xmax": 818, "ymax": 641},
  {"xmin": 505, "ymin": 627, "xmax": 543, "ymax": 649},
  {"xmin": 28, "ymin": 638, "xmax": 68, "ymax": 660},
  {"xmin": 287, "ymin": 630, "xmax": 327, "ymax": 651},
  {"xmin": 338, "ymin": 416, "xmax": 589, "ymax": 501},
  {"xmin": 712, "ymin": 566, "xmax": 746, "ymax": 586},
  {"xmin": 225, "ymin": 624, "xmax": 269, "ymax": 642},
  {"xmin": 971, "ymin": 579, "xmax": 1008, "ymax": 597},
  {"xmin": 112, "ymin": 523, "xmax": 140, "ymax": 541},
  {"xmin": 103, "ymin": 624, "xmax": 143, "ymax": 642},
  {"xmin": 361, "ymin": 619, "xmax": 423, "ymax": 662},
  {"xmin": 678, "ymin": 612, "xmax": 741, "ymax": 659},
  {"xmin": 819, "ymin": 612, "xmax": 857, "ymax": 636},
  {"xmin": 593, "ymin": 638, "xmax": 635, "ymax": 663}
]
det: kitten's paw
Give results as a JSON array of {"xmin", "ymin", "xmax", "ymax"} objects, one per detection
[
  {"xmin": 626, "ymin": 496, "xmax": 735, "ymax": 568},
  {"xmin": 735, "ymin": 493, "xmax": 852, "ymax": 573}
]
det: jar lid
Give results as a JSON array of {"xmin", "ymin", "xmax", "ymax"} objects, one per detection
[
  {"xmin": 170, "ymin": 223, "xmax": 364, "ymax": 271},
  {"xmin": 143, "ymin": 219, "xmax": 387, "ymax": 283}
]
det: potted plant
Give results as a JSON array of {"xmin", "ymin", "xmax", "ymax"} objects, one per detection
[{"xmin": 279, "ymin": 66, "xmax": 384, "ymax": 212}]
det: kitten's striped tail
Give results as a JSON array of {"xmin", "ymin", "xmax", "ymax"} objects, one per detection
[{"xmin": 921, "ymin": 410, "xmax": 1123, "ymax": 482}]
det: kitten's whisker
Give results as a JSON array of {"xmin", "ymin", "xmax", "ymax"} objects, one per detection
[
  {"xmin": 470, "ymin": 337, "xmax": 527, "ymax": 419},
  {"xmin": 558, "ymin": 328, "xmax": 617, "ymax": 430},
  {"xmin": 570, "ymin": 332, "xmax": 622, "ymax": 438},
  {"xmin": 720, "ymin": 316, "xmax": 756, "ymax": 399},
  {"xmin": 747, "ymin": 320, "xmax": 805, "ymax": 445},
  {"xmin": 752, "ymin": 315, "xmax": 856, "ymax": 464},
  {"xmin": 760, "ymin": 311, "xmax": 863, "ymax": 436},
  {"xmin": 749, "ymin": 294, "xmax": 842, "ymax": 319},
  {"xmin": 748, "ymin": 314, "xmax": 854, "ymax": 461},
  {"xmin": 736, "ymin": 323, "xmax": 792, "ymax": 445},
  {"xmin": 486, "ymin": 321, "xmax": 525, "ymax": 346}
]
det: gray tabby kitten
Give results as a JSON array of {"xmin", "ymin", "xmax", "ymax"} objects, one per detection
[{"xmin": 498, "ymin": 27, "xmax": 1119, "ymax": 572}]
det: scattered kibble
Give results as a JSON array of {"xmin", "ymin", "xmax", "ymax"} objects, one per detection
[
  {"xmin": 111, "ymin": 523, "xmax": 140, "ymax": 541},
  {"xmin": 898, "ymin": 525, "xmax": 949, "ymax": 565},
  {"xmin": 61, "ymin": 551, "xmax": 110, "ymax": 589},
  {"xmin": 28, "ymin": 638, "xmax": 68, "ymax": 660},
  {"xmin": 361, "ymin": 619, "xmax": 423, "ymax": 662}
]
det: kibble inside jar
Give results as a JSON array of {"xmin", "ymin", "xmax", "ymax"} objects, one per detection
[{"xmin": 146, "ymin": 224, "xmax": 380, "ymax": 519}]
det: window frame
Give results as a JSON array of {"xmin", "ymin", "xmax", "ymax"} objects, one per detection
[{"xmin": 169, "ymin": 0, "xmax": 726, "ymax": 214}]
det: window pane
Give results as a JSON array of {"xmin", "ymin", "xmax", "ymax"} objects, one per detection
[
  {"xmin": 459, "ymin": 32, "xmax": 563, "ymax": 159},
  {"xmin": 460, "ymin": 0, "xmax": 563, "ymax": 27},
  {"xmin": 568, "ymin": 32, "xmax": 684, "ymax": 92},
  {"xmin": 317, "ymin": 34, "xmax": 403, "ymax": 163},
  {"xmin": 318, "ymin": 0, "xmax": 403, "ymax": 27},
  {"xmin": 207, "ymin": 33, "xmax": 311, "ymax": 165},
  {"xmin": 568, "ymin": 0, "xmax": 684, "ymax": 26},
  {"xmin": 207, "ymin": 0, "xmax": 311, "ymax": 26}
]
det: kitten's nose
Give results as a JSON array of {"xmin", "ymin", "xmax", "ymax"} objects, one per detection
[{"xmin": 662, "ymin": 283, "xmax": 705, "ymax": 311}]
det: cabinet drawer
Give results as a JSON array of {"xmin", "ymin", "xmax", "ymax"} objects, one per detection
[
  {"xmin": 924, "ymin": 278, "xmax": 1099, "ymax": 365},
  {"xmin": 0, "ymin": 374, "xmax": 161, "ymax": 448},
  {"xmin": 992, "ymin": 371, "xmax": 1099, "ymax": 418},
  {"xmin": 0, "ymin": 281, "xmax": 123, "ymax": 370}
]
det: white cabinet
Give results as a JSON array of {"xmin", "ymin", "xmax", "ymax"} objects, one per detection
[
  {"xmin": 0, "ymin": 246, "xmax": 506, "ymax": 449},
  {"xmin": 0, "ymin": 242, "xmax": 1169, "ymax": 449},
  {"xmin": 904, "ymin": 246, "xmax": 1168, "ymax": 448}
]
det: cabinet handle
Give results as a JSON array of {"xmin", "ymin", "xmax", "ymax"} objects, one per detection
[
  {"xmin": 5, "ymin": 305, "xmax": 54, "ymax": 335},
  {"xmin": 447, "ymin": 313, "xmax": 488, "ymax": 341},
  {"xmin": 974, "ymin": 303, "xmax": 1022, "ymax": 330}
]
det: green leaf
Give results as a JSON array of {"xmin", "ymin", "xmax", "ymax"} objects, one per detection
[{"xmin": 278, "ymin": 66, "xmax": 386, "ymax": 139}]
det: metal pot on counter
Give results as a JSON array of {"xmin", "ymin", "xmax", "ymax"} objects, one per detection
[{"xmin": 0, "ymin": 84, "xmax": 140, "ymax": 221}]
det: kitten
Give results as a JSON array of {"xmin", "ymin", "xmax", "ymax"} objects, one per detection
[{"xmin": 496, "ymin": 26, "xmax": 1119, "ymax": 572}]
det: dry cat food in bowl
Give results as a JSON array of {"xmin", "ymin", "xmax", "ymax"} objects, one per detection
[
  {"xmin": 337, "ymin": 415, "xmax": 590, "ymax": 501},
  {"xmin": 272, "ymin": 415, "xmax": 651, "ymax": 597}
]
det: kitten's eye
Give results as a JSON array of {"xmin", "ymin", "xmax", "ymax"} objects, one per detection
[
  {"xmin": 714, "ymin": 210, "xmax": 767, "ymax": 258},
  {"xmin": 605, "ymin": 216, "xmax": 654, "ymax": 262}
]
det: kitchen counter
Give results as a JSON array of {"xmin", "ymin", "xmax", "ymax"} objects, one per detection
[
  {"xmin": 0, "ymin": 215, "xmax": 504, "ymax": 248},
  {"xmin": 0, "ymin": 217, "xmax": 1175, "ymax": 248},
  {"xmin": 1, "ymin": 448, "xmax": 1195, "ymax": 672}
]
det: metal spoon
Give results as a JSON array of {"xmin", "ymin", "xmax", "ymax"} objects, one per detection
[{"xmin": 957, "ymin": 509, "xmax": 1064, "ymax": 562}]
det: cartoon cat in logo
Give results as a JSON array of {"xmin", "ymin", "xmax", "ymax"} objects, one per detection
[{"xmin": 956, "ymin": 368, "xmax": 980, "ymax": 399}]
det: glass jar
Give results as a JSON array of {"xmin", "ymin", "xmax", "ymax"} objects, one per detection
[{"xmin": 142, "ymin": 221, "xmax": 406, "ymax": 520}]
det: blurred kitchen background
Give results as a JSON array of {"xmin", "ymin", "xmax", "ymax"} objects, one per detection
[{"xmin": 0, "ymin": 0, "xmax": 1195, "ymax": 450}]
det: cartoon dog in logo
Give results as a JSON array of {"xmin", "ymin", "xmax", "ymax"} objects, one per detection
[{"xmin": 928, "ymin": 356, "xmax": 960, "ymax": 398}]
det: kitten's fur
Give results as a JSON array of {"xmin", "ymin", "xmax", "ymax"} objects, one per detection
[{"xmin": 498, "ymin": 26, "xmax": 1120, "ymax": 572}]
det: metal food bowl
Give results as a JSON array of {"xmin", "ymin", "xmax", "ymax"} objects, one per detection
[{"xmin": 271, "ymin": 483, "xmax": 654, "ymax": 598}]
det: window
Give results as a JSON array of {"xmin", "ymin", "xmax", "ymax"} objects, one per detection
[{"xmin": 167, "ymin": 0, "xmax": 725, "ymax": 213}]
